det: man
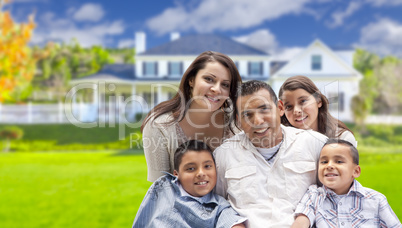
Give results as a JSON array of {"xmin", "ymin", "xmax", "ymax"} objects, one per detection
[{"xmin": 214, "ymin": 80, "xmax": 327, "ymax": 228}]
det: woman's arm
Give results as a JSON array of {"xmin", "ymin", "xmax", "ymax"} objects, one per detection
[{"xmin": 142, "ymin": 120, "xmax": 171, "ymax": 182}]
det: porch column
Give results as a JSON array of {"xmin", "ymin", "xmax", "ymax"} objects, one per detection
[
  {"xmin": 92, "ymin": 83, "xmax": 98, "ymax": 122},
  {"xmin": 157, "ymin": 85, "xmax": 162, "ymax": 108},
  {"xmin": 131, "ymin": 85, "xmax": 136, "ymax": 116}
]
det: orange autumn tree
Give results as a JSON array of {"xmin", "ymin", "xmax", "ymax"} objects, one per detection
[{"xmin": 0, "ymin": 0, "xmax": 36, "ymax": 102}]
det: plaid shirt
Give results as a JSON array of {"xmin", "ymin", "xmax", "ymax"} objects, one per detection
[{"xmin": 295, "ymin": 180, "xmax": 401, "ymax": 228}]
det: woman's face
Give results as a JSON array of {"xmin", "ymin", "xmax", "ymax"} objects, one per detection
[
  {"xmin": 280, "ymin": 88, "xmax": 322, "ymax": 131},
  {"xmin": 188, "ymin": 61, "xmax": 231, "ymax": 111}
]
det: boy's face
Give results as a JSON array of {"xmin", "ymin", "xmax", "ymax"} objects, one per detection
[
  {"xmin": 173, "ymin": 150, "xmax": 217, "ymax": 197},
  {"xmin": 318, "ymin": 144, "xmax": 361, "ymax": 195}
]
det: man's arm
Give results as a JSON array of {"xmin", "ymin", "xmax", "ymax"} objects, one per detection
[{"xmin": 213, "ymin": 147, "xmax": 228, "ymax": 198}]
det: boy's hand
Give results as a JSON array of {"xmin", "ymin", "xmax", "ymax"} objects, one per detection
[
  {"xmin": 290, "ymin": 214, "xmax": 310, "ymax": 228},
  {"xmin": 231, "ymin": 223, "xmax": 246, "ymax": 228}
]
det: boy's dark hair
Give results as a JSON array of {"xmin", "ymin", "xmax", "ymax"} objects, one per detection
[
  {"xmin": 323, "ymin": 138, "xmax": 359, "ymax": 165},
  {"xmin": 174, "ymin": 140, "xmax": 214, "ymax": 171}
]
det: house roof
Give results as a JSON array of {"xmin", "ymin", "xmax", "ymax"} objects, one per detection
[
  {"xmin": 77, "ymin": 64, "xmax": 135, "ymax": 81},
  {"xmin": 138, "ymin": 34, "xmax": 269, "ymax": 56},
  {"xmin": 271, "ymin": 39, "xmax": 362, "ymax": 79},
  {"xmin": 270, "ymin": 61, "xmax": 288, "ymax": 75},
  {"xmin": 70, "ymin": 64, "xmax": 186, "ymax": 84}
]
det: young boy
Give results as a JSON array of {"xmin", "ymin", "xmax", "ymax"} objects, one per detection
[
  {"xmin": 133, "ymin": 140, "xmax": 246, "ymax": 228},
  {"xmin": 291, "ymin": 139, "xmax": 401, "ymax": 228}
]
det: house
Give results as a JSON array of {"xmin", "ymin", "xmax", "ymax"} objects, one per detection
[
  {"xmin": 68, "ymin": 34, "xmax": 362, "ymax": 124},
  {"xmin": 68, "ymin": 32, "xmax": 270, "ymax": 123},
  {"xmin": 270, "ymin": 39, "xmax": 363, "ymax": 122}
]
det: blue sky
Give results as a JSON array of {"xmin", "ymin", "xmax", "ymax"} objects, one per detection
[{"xmin": 8, "ymin": 0, "xmax": 402, "ymax": 59}]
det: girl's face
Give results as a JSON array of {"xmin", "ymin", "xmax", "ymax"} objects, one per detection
[
  {"xmin": 188, "ymin": 61, "xmax": 231, "ymax": 111},
  {"xmin": 280, "ymin": 88, "xmax": 322, "ymax": 131}
]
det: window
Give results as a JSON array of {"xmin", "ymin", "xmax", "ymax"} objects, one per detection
[
  {"xmin": 328, "ymin": 92, "xmax": 344, "ymax": 112},
  {"xmin": 168, "ymin": 92, "xmax": 176, "ymax": 100},
  {"xmin": 142, "ymin": 92, "xmax": 158, "ymax": 106},
  {"xmin": 168, "ymin": 62, "xmax": 182, "ymax": 76},
  {"xmin": 248, "ymin": 62, "xmax": 263, "ymax": 75},
  {"xmin": 312, "ymin": 55, "xmax": 321, "ymax": 70},
  {"xmin": 235, "ymin": 61, "xmax": 239, "ymax": 71},
  {"xmin": 143, "ymin": 62, "xmax": 158, "ymax": 76}
]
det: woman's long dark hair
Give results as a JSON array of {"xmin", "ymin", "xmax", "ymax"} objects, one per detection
[
  {"xmin": 141, "ymin": 51, "xmax": 242, "ymax": 133},
  {"xmin": 278, "ymin": 75, "xmax": 352, "ymax": 138}
]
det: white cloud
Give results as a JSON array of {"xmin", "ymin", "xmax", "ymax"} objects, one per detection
[
  {"xmin": 326, "ymin": 1, "xmax": 361, "ymax": 28},
  {"xmin": 146, "ymin": 0, "xmax": 312, "ymax": 35},
  {"xmin": 357, "ymin": 17, "xmax": 402, "ymax": 57},
  {"xmin": 32, "ymin": 10, "xmax": 125, "ymax": 47},
  {"xmin": 365, "ymin": 0, "xmax": 402, "ymax": 6},
  {"xmin": 73, "ymin": 3, "xmax": 105, "ymax": 22},
  {"xmin": 233, "ymin": 29, "xmax": 278, "ymax": 54},
  {"xmin": 118, "ymin": 39, "xmax": 135, "ymax": 48}
]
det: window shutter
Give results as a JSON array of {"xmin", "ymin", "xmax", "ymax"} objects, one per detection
[
  {"xmin": 260, "ymin": 62, "xmax": 263, "ymax": 75},
  {"xmin": 180, "ymin": 62, "xmax": 183, "ymax": 75},
  {"xmin": 155, "ymin": 62, "xmax": 158, "ymax": 76},
  {"xmin": 142, "ymin": 62, "xmax": 146, "ymax": 76},
  {"xmin": 168, "ymin": 62, "xmax": 171, "ymax": 75},
  {"xmin": 248, "ymin": 62, "xmax": 251, "ymax": 75},
  {"xmin": 340, "ymin": 93, "xmax": 344, "ymax": 112}
]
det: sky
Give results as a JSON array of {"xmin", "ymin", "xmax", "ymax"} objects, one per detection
[{"xmin": 7, "ymin": 0, "xmax": 402, "ymax": 59}]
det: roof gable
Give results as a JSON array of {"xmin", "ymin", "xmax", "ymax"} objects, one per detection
[
  {"xmin": 139, "ymin": 34, "xmax": 269, "ymax": 56},
  {"xmin": 271, "ymin": 39, "xmax": 362, "ymax": 79}
]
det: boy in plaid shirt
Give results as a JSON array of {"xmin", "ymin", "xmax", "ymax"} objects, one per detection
[{"xmin": 291, "ymin": 139, "xmax": 401, "ymax": 228}]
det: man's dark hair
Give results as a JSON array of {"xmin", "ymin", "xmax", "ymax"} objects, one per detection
[
  {"xmin": 174, "ymin": 140, "xmax": 214, "ymax": 171},
  {"xmin": 323, "ymin": 138, "xmax": 359, "ymax": 165}
]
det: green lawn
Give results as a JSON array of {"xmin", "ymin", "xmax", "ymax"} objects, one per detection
[
  {"xmin": 0, "ymin": 150, "xmax": 151, "ymax": 228},
  {"xmin": 0, "ymin": 150, "xmax": 401, "ymax": 228}
]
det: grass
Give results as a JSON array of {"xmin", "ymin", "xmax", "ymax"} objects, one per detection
[
  {"xmin": 0, "ymin": 150, "xmax": 151, "ymax": 228},
  {"xmin": 358, "ymin": 152, "xmax": 402, "ymax": 217},
  {"xmin": 0, "ymin": 150, "xmax": 401, "ymax": 228}
]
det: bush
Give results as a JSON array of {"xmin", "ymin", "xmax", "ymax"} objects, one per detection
[{"xmin": 0, "ymin": 126, "xmax": 24, "ymax": 140}]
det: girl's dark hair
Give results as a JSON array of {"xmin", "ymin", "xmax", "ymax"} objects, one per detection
[
  {"xmin": 174, "ymin": 140, "xmax": 214, "ymax": 171},
  {"xmin": 141, "ymin": 51, "xmax": 242, "ymax": 133},
  {"xmin": 278, "ymin": 75, "xmax": 352, "ymax": 138}
]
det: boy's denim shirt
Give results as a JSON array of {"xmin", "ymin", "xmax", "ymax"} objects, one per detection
[{"xmin": 133, "ymin": 173, "xmax": 245, "ymax": 228}]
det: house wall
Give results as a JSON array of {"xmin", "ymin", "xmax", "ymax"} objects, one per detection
[
  {"xmin": 283, "ymin": 45, "xmax": 352, "ymax": 76},
  {"xmin": 137, "ymin": 55, "xmax": 270, "ymax": 79}
]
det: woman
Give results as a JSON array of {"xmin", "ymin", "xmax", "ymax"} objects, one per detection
[
  {"xmin": 141, "ymin": 51, "xmax": 242, "ymax": 182},
  {"xmin": 278, "ymin": 75, "xmax": 357, "ymax": 147}
]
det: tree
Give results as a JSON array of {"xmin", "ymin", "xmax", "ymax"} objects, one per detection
[
  {"xmin": 32, "ymin": 40, "xmax": 115, "ymax": 99},
  {"xmin": 0, "ymin": 0, "xmax": 37, "ymax": 102}
]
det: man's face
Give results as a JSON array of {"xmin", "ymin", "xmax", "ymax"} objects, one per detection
[{"xmin": 236, "ymin": 88, "xmax": 283, "ymax": 148}]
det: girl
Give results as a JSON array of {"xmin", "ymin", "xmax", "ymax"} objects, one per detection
[
  {"xmin": 278, "ymin": 75, "xmax": 357, "ymax": 147},
  {"xmin": 141, "ymin": 51, "xmax": 242, "ymax": 182}
]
